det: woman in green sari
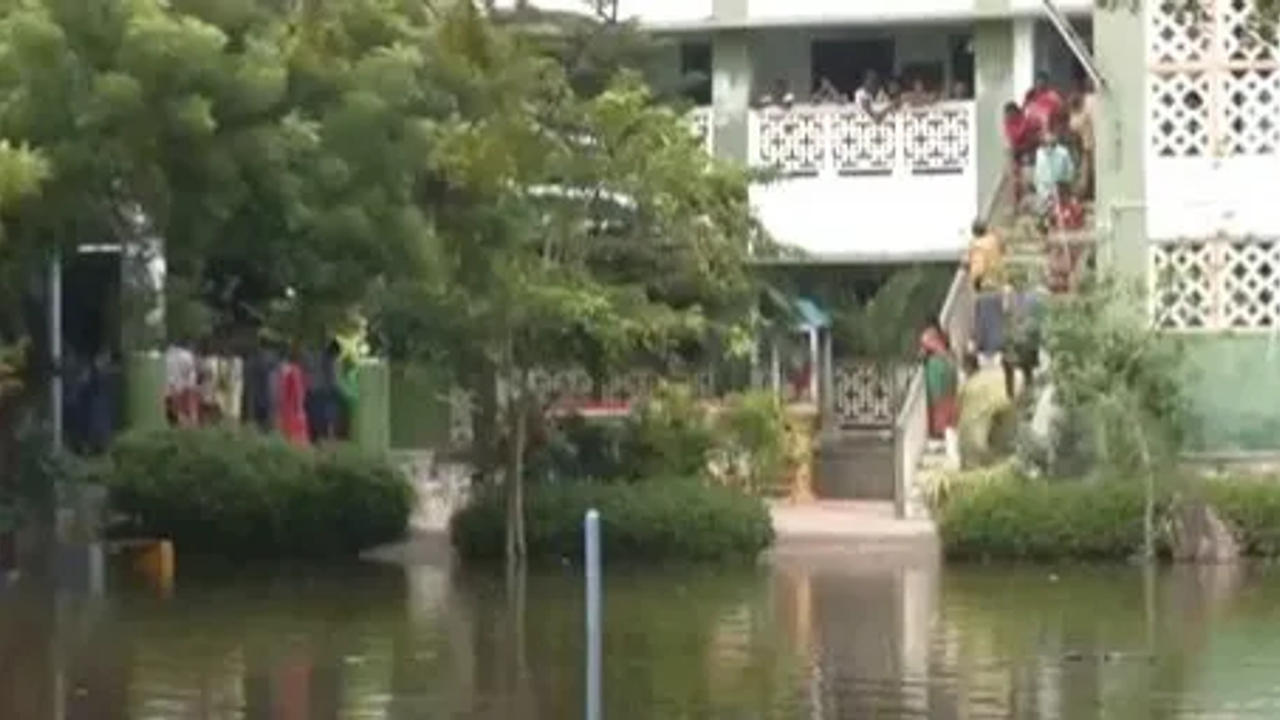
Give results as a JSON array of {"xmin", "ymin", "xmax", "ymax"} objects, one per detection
[{"xmin": 920, "ymin": 324, "xmax": 959, "ymax": 439}]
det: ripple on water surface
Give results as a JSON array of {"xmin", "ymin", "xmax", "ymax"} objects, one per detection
[{"xmin": 3, "ymin": 561, "xmax": 1280, "ymax": 718}]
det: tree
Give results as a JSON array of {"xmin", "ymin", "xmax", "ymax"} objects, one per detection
[
  {"xmin": 1042, "ymin": 274, "xmax": 1190, "ymax": 561},
  {"xmin": 403, "ymin": 2, "xmax": 761, "ymax": 566},
  {"xmin": 0, "ymin": 0, "xmax": 443, "ymax": 349}
]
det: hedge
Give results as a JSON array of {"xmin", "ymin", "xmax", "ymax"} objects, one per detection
[
  {"xmin": 936, "ymin": 469, "xmax": 1154, "ymax": 561},
  {"xmin": 100, "ymin": 428, "xmax": 413, "ymax": 559},
  {"xmin": 1200, "ymin": 477, "xmax": 1280, "ymax": 557},
  {"xmin": 450, "ymin": 478, "xmax": 774, "ymax": 564},
  {"xmin": 938, "ymin": 467, "xmax": 1280, "ymax": 562}
]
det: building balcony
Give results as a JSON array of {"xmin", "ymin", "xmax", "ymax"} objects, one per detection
[
  {"xmin": 725, "ymin": 102, "xmax": 978, "ymax": 261},
  {"xmin": 491, "ymin": 0, "xmax": 1091, "ymax": 30}
]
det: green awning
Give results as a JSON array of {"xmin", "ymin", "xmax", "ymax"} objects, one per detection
[{"xmin": 791, "ymin": 297, "xmax": 831, "ymax": 332}]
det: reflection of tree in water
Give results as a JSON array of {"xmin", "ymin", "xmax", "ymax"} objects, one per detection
[
  {"xmin": 934, "ymin": 566, "xmax": 1254, "ymax": 720},
  {"xmin": 450, "ymin": 566, "xmax": 804, "ymax": 719}
]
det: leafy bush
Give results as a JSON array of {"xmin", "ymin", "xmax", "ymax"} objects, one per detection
[
  {"xmin": 527, "ymin": 385, "xmax": 791, "ymax": 495},
  {"xmin": 450, "ymin": 478, "xmax": 774, "ymax": 564},
  {"xmin": 710, "ymin": 391, "xmax": 789, "ymax": 495},
  {"xmin": 100, "ymin": 428, "xmax": 413, "ymax": 559},
  {"xmin": 625, "ymin": 383, "xmax": 718, "ymax": 479},
  {"xmin": 1200, "ymin": 477, "xmax": 1280, "ymax": 556},
  {"xmin": 937, "ymin": 467, "xmax": 1156, "ymax": 561}
]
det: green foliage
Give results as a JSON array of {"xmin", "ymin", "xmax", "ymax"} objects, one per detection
[
  {"xmin": 100, "ymin": 428, "xmax": 413, "ymax": 559},
  {"xmin": 626, "ymin": 383, "xmax": 717, "ymax": 479},
  {"xmin": 1200, "ymin": 477, "xmax": 1280, "ymax": 557},
  {"xmin": 940, "ymin": 467, "xmax": 1280, "ymax": 561},
  {"xmin": 1045, "ymin": 275, "xmax": 1190, "ymax": 476},
  {"xmin": 711, "ymin": 390, "xmax": 789, "ymax": 496},
  {"xmin": 835, "ymin": 266, "xmax": 952, "ymax": 361},
  {"xmin": 450, "ymin": 477, "xmax": 774, "ymax": 564},
  {"xmin": 527, "ymin": 385, "xmax": 789, "ymax": 494},
  {"xmin": 937, "ymin": 467, "xmax": 1157, "ymax": 561}
]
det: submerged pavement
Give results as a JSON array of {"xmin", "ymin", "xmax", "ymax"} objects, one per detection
[{"xmin": 768, "ymin": 500, "xmax": 939, "ymax": 562}]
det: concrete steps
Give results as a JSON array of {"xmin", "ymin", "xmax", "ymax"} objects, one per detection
[{"xmin": 815, "ymin": 431, "xmax": 895, "ymax": 501}]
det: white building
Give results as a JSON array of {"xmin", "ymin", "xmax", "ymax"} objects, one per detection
[
  {"xmin": 501, "ymin": 0, "xmax": 1092, "ymax": 261},
  {"xmin": 498, "ymin": 0, "xmax": 1280, "ymax": 494}
]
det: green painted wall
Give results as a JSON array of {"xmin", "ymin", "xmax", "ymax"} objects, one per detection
[
  {"xmin": 1092, "ymin": 5, "xmax": 1147, "ymax": 276},
  {"xmin": 124, "ymin": 350, "xmax": 166, "ymax": 432},
  {"xmin": 1182, "ymin": 335, "xmax": 1280, "ymax": 452},
  {"xmin": 388, "ymin": 363, "xmax": 453, "ymax": 450},
  {"xmin": 353, "ymin": 359, "xmax": 391, "ymax": 453}
]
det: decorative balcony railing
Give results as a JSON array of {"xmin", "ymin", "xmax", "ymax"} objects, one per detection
[{"xmin": 749, "ymin": 102, "xmax": 975, "ymax": 177}]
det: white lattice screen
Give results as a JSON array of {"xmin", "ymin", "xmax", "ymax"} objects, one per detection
[
  {"xmin": 1150, "ymin": 238, "xmax": 1280, "ymax": 330},
  {"xmin": 1149, "ymin": 0, "xmax": 1280, "ymax": 158}
]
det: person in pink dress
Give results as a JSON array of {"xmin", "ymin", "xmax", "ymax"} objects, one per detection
[{"xmin": 276, "ymin": 347, "xmax": 310, "ymax": 446}]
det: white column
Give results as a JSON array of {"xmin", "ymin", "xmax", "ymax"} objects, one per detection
[
  {"xmin": 770, "ymin": 340, "xmax": 781, "ymax": 397},
  {"xmin": 711, "ymin": 32, "xmax": 753, "ymax": 165},
  {"xmin": 807, "ymin": 328, "xmax": 819, "ymax": 404},
  {"xmin": 1012, "ymin": 18, "xmax": 1037, "ymax": 101}
]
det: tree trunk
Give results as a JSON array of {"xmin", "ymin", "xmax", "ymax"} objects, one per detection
[
  {"xmin": 1131, "ymin": 405, "xmax": 1157, "ymax": 564},
  {"xmin": 504, "ymin": 371, "xmax": 527, "ymax": 569}
]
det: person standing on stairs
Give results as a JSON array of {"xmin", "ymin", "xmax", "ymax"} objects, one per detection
[
  {"xmin": 1034, "ymin": 131, "xmax": 1076, "ymax": 221},
  {"xmin": 1002, "ymin": 278, "xmax": 1044, "ymax": 401},
  {"xmin": 967, "ymin": 220, "xmax": 1004, "ymax": 292},
  {"xmin": 920, "ymin": 325, "xmax": 959, "ymax": 439}
]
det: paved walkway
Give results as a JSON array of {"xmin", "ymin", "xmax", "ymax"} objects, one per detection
[
  {"xmin": 366, "ymin": 500, "xmax": 939, "ymax": 566},
  {"xmin": 768, "ymin": 500, "xmax": 938, "ymax": 561}
]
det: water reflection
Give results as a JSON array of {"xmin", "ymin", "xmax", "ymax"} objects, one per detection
[{"xmin": 3, "ymin": 552, "xmax": 1280, "ymax": 719}]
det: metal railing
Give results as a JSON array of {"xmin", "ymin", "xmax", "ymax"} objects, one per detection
[{"xmin": 890, "ymin": 167, "xmax": 1007, "ymax": 518}]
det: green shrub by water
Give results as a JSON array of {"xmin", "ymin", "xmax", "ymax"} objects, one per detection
[
  {"xmin": 450, "ymin": 478, "xmax": 774, "ymax": 564},
  {"xmin": 100, "ymin": 428, "xmax": 413, "ymax": 559},
  {"xmin": 937, "ymin": 469, "xmax": 1153, "ymax": 561},
  {"xmin": 1201, "ymin": 477, "xmax": 1280, "ymax": 556}
]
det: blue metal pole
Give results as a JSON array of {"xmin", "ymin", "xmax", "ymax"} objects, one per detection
[{"xmin": 585, "ymin": 509, "xmax": 601, "ymax": 720}]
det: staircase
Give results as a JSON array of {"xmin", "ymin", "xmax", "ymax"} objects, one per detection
[{"xmin": 815, "ymin": 430, "xmax": 895, "ymax": 500}]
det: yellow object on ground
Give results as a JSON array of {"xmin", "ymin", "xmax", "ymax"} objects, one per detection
[
  {"xmin": 111, "ymin": 539, "xmax": 174, "ymax": 596},
  {"xmin": 957, "ymin": 367, "xmax": 1015, "ymax": 468}
]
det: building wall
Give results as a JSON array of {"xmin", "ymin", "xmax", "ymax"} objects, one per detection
[
  {"xmin": 1118, "ymin": 0, "xmax": 1280, "ymax": 452},
  {"xmin": 1182, "ymin": 336, "xmax": 1280, "ymax": 453},
  {"xmin": 493, "ymin": 0, "xmax": 1091, "ymax": 29}
]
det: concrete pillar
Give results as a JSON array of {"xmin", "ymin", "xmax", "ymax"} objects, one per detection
[
  {"xmin": 821, "ymin": 331, "xmax": 835, "ymax": 428},
  {"xmin": 1012, "ymin": 17, "xmax": 1037, "ymax": 100},
  {"xmin": 124, "ymin": 351, "xmax": 166, "ymax": 432},
  {"xmin": 973, "ymin": 21, "xmax": 1015, "ymax": 212},
  {"xmin": 1093, "ymin": 6, "xmax": 1148, "ymax": 277},
  {"xmin": 120, "ymin": 215, "xmax": 167, "ymax": 433},
  {"xmin": 353, "ymin": 359, "xmax": 391, "ymax": 453},
  {"xmin": 711, "ymin": 31, "xmax": 753, "ymax": 165}
]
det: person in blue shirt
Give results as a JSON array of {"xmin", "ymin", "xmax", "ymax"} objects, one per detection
[{"xmin": 1033, "ymin": 131, "xmax": 1075, "ymax": 219}]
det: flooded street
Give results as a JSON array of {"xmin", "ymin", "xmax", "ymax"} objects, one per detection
[{"xmin": 2, "ymin": 550, "xmax": 1279, "ymax": 719}]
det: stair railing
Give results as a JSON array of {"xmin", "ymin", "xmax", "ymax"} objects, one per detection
[{"xmin": 891, "ymin": 167, "xmax": 1009, "ymax": 518}]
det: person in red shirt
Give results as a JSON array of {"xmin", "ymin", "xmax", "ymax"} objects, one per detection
[
  {"xmin": 1004, "ymin": 102, "xmax": 1041, "ymax": 206},
  {"xmin": 1025, "ymin": 73, "xmax": 1066, "ymax": 134}
]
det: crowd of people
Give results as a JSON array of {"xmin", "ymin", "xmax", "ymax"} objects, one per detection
[
  {"xmin": 758, "ymin": 71, "xmax": 971, "ymax": 120},
  {"xmin": 1003, "ymin": 73, "xmax": 1095, "ymax": 227},
  {"xmin": 163, "ymin": 335, "xmax": 363, "ymax": 447}
]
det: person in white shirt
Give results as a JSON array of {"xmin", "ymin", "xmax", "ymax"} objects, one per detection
[
  {"xmin": 164, "ymin": 342, "xmax": 198, "ymax": 427},
  {"xmin": 853, "ymin": 70, "xmax": 893, "ymax": 121}
]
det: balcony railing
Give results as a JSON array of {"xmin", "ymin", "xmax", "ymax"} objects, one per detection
[{"xmin": 750, "ymin": 102, "xmax": 975, "ymax": 177}]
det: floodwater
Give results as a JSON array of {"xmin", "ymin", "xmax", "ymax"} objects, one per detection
[{"xmin": 2, "ymin": 548, "xmax": 1280, "ymax": 719}]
